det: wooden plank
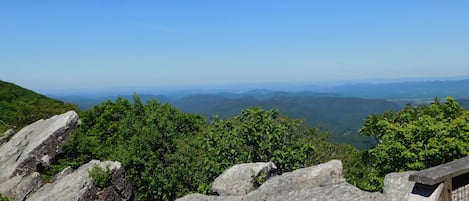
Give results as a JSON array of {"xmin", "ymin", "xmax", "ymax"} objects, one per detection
[{"xmin": 409, "ymin": 156, "xmax": 469, "ymax": 185}]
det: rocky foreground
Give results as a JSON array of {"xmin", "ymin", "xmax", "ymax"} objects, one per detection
[
  {"xmin": 0, "ymin": 111, "xmax": 133, "ymax": 201},
  {"xmin": 0, "ymin": 111, "xmax": 415, "ymax": 201},
  {"xmin": 177, "ymin": 160, "xmax": 416, "ymax": 201}
]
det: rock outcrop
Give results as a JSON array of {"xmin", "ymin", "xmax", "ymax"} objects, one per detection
[
  {"xmin": 0, "ymin": 111, "xmax": 80, "ymax": 200},
  {"xmin": 177, "ymin": 160, "xmax": 386, "ymax": 201},
  {"xmin": 26, "ymin": 160, "xmax": 133, "ymax": 201},
  {"xmin": 0, "ymin": 111, "xmax": 134, "ymax": 201},
  {"xmin": 0, "ymin": 111, "xmax": 80, "ymax": 180},
  {"xmin": 211, "ymin": 161, "xmax": 277, "ymax": 196}
]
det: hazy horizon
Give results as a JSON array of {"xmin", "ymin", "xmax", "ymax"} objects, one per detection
[
  {"xmin": 34, "ymin": 75, "xmax": 469, "ymax": 97},
  {"xmin": 2, "ymin": 1, "xmax": 468, "ymax": 90}
]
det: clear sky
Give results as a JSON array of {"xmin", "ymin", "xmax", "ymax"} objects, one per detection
[{"xmin": 1, "ymin": 0, "xmax": 469, "ymax": 90}]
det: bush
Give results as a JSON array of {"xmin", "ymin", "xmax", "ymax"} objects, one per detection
[
  {"xmin": 202, "ymin": 107, "xmax": 355, "ymax": 186},
  {"xmin": 0, "ymin": 194, "xmax": 12, "ymax": 201},
  {"xmin": 89, "ymin": 164, "xmax": 111, "ymax": 188},
  {"xmin": 356, "ymin": 97, "xmax": 469, "ymax": 191}
]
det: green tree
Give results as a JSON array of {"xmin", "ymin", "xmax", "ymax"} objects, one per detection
[
  {"xmin": 357, "ymin": 97, "xmax": 469, "ymax": 191},
  {"xmin": 116, "ymin": 98, "xmax": 206, "ymax": 200},
  {"xmin": 49, "ymin": 95, "xmax": 206, "ymax": 201},
  {"xmin": 201, "ymin": 107, "xmax": 356, "ymax": 192}
]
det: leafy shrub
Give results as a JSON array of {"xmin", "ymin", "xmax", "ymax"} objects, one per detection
[
  {"xmin": 202, "ymin": 107, "xmax": 356, "ymax": 187},
  {"xmin": 0, "ymin": 194, "xmax": 12, "ymax": 201},
  {"xmin": 52, "ymin": 95, "xmax": 207, "ymax": 200},
  {"xmin": 89, "ymin": 164, "xmax": 111, "ymax": 188},
  {"xmin": 251, "ymin": 170, "xmax": 268, "ymax": 188},
  {"xmin": 355, "ymin": 97, "xmax": 469, "ymax": 191}
]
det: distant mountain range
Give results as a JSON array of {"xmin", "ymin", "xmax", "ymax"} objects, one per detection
[
  {"xmin": 328, "ymin": 79, "xmax": 469, "ymax": 100},
  {"xmin": 46, "ymin": 79, "xmax": 469, "ymax": 149}
]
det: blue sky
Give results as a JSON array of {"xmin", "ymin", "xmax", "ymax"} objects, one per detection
[{"xmin": 1, "ymin": 1, "xmax": 468, "ymax": 90}]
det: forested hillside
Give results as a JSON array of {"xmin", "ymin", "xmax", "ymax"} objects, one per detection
[
  {"xmin": 53, "ymin": 93, "xmax": 402, "ymax": 149},
  {"xmin": 458, "ymin": 98, "xmax": 469, "ymax": 109},
  {"xmin": 172, "ymin": 95, "xmax": 401, "ymax": 149},
  {"xmin": 0, "ymin": 80, "xmax": 78, "ymax": 133},
  {"xmin": 50, "ymin": 79, "xmax": 469, "ymax": 149}
]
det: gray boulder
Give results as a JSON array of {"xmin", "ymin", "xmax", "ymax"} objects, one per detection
[
  {"xmin": 211, "ymin": 161, "xmax": 276, "ymax": 196},
  {"xmin": 383, "ymin": 171, "xmax": 416, "ymax": 201},
  {"xmin": 0, "ymin": 111, "xmax": 80, "ymax": 180},
  {"xmin": 177, "ymin": 160, "xmax": 385, "ymax": 201},
  {"xmin": 26, "ymin": 160, "xmax": 133, "ymax": 201},
  {"xmin": 0, "ymin": 111, "xmax": 80, "ymax": 200},
  {"xmin": 252, "ymin": 160, "xmax": 344, "ymax": 195}
]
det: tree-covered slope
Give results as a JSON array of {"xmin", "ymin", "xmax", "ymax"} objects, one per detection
[
  {"xmin": 457, "ymin": 98, "xmax": 469, "ymax": 110},
  {"xmin": 0, "ymin": 80, "xmax": 78, "ymax": 133}
]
